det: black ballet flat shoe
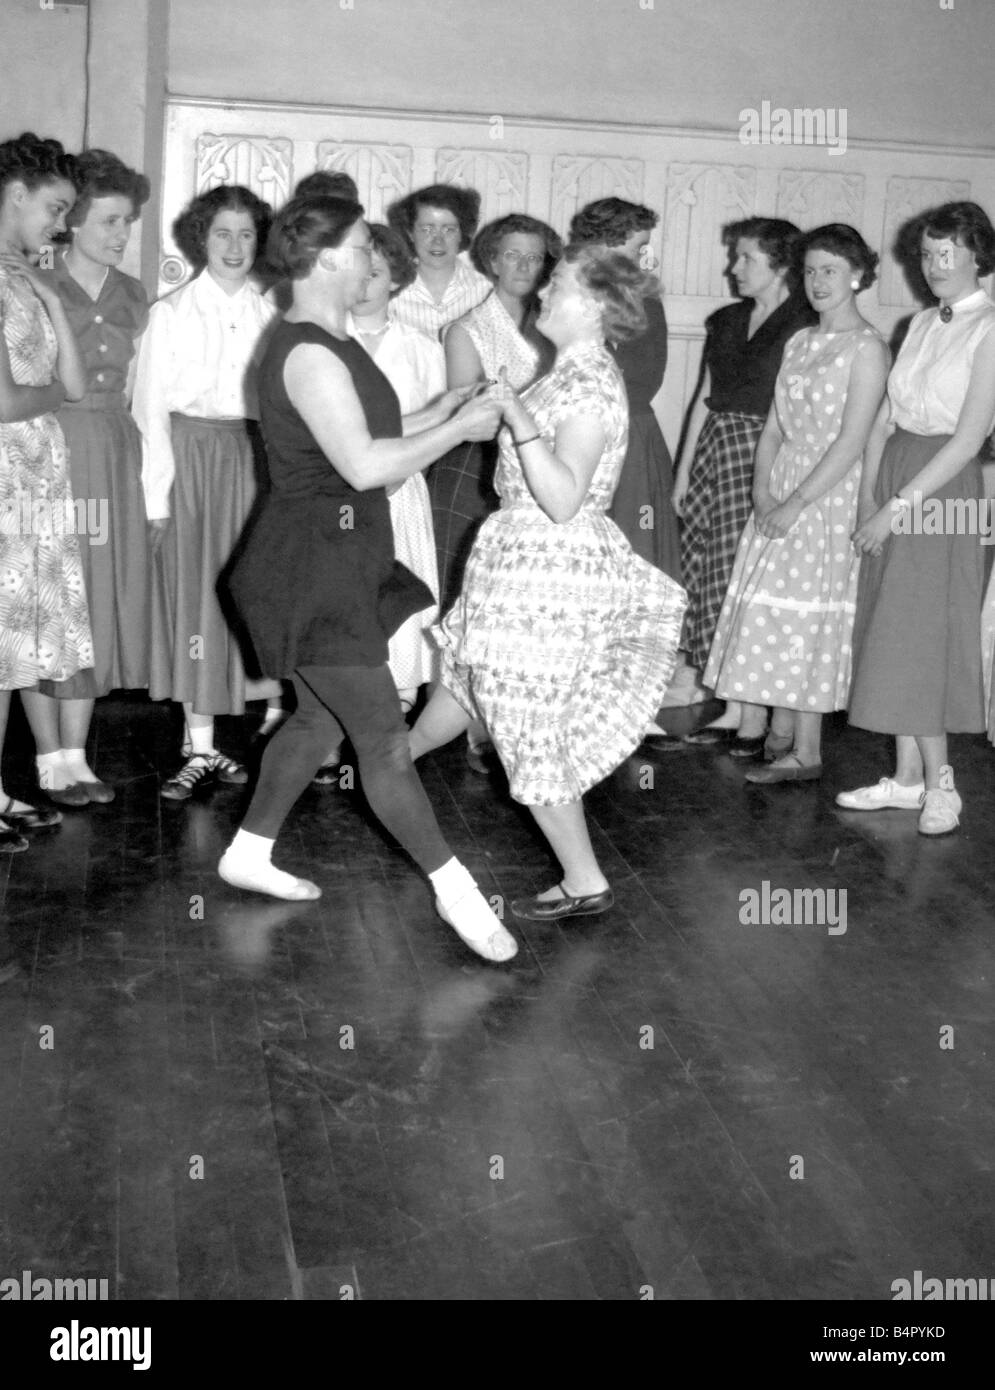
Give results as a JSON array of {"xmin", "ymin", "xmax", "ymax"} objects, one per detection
[
  {"xmin": 466, "ymin": 742, "xmax": 499, "ymax": 776},
  {"xmin": 683, "ymin": 726, "xmax": 737, "ymax": 747},
  {"xmin": 81, "ymin": 779, "xmax": 115, "ymax": 804},
  {"xmin": 728, "ymin": 734, "xmax": 768, "ymax": 760},
  {"xmin": 0, "ymin": 819, "xmax": 29, "ymax": 854},
  {"xmin": 44, "ymin": 783, "xmax": 92, "ymax": 808},
  {"xmin": 510, "ymin": 884, "xmax": 614, "ymax": 922},
  {"xmin": 0, "ymin": 796, "xmax": 62, "ymax": 831}
]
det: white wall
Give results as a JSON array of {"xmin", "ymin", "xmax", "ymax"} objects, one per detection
[{"xmin": 167, "ymin": 0, "xmax": 995, "ymax": 150}]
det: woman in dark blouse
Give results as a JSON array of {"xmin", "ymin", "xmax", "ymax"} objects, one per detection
[
  {"xmin": 219, "ymin": 195, "xmax": 517, "ymax": 963},
  {"xmin": 674, "ymin": 217, "xmax": 815, "ymax": 752}
]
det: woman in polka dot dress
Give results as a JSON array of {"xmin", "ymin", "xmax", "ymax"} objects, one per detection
[{"xmin": 703, "ymin": 226, "xmax": 889, "ymax": 783}]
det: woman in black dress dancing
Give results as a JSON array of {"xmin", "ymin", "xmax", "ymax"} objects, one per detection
[{"xmin": 219, "ymin": 196, "xmax": 517, "ymax": 964}]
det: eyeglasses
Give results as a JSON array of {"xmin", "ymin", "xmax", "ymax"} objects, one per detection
[
  {"xmin": 414, "ymin": 223, "xmax": 460, "ymax": 240},
  {"xmin": 499, "ymin": 250, "xmax": 545, "ymax": 269}
]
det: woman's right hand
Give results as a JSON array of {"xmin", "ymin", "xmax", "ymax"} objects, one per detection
[
  {"xmin": 454, "ymin": 395, "xmax": 503, "ymax": 442},
  {"xmin": 672, "ymin": 469, "xmax": 690, "ymax": 517}
]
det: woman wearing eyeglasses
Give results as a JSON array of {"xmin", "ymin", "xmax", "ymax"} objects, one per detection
[{"xmin": 388, "ymin": 184, "xmax": 491, "ymax": 341}]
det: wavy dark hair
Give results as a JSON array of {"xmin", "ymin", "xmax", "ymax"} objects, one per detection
[
  {"xmin": 66, "ymin": 149, "xmax": 150, "ymax": 229},
  {"xmin": 722, "ymin": 216, "xmax": 801, "ymax": 275},
  {"xmin": 266, "ymin": 194, "xmax": 365, "ymax": 280},
  {"xmin": 293, "ymin": 169, "xmax": 359, "ymax": 202},
  {"xmin": 796, "ymin": 223, "xmax": 879, "ymax": 292},
  {"xmin": 368, "ymin": 222, "xmax": 417, "ymax": 294},
  {"xmin": 388, "ymin": 183, "xmax": 481, "ymax": 253},
  {"xmin": 0, "ymin": 131, "xmax": 77, "ymax": 199},
  {"xmin": 918, "ymin": 201, "xmax": 995, "ymax": 278},
  {"xmin": 173, "ymin": 185, "xmax": 272, "ymax": 271},
  {"xmin": 471, "ymin": 213, "xmax": 563, "ymax": 289},
  {"xmin": 565, "ymin": 245, "xmax": 658, "ymax": 342},
  {"xmin": 568, "ymin": 197, "xmax": 658, "ymax": 249}
]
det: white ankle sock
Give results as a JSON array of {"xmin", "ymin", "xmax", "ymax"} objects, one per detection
[
  {"xmin": 188, "ymin": 725, "xmax": 214, "ymax": 756},
  {"xmin": 219, "ymin": 829, "xmax": 320, "ymax": 901},
  {"xmin": 36, "ymin": 751, "xmax": 73, "ymax": 790},
  {"xmin": 429, "ymin": 858, "xmax": 517, "ymax": 962},
  {"xmin": 62, "ymin": 747, "xmax": 97, "ymax": 782},
  {"xmin": 259, "ymin": 703, "xmax": 285, "ymax": 736}
]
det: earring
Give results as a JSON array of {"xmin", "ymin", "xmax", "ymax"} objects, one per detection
[{"xmin": 851, "ymin": 280, "xmax": 860, "ymax": 290}]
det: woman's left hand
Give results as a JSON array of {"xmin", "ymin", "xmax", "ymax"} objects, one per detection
[
  {"xmin": 852, "ymin": 505, "xmax": 894, "ymax": 557},
  {"xmin": 756, "ymin": 495, "xmax": 804, "ymax": 539},
  {"xmin": 0, "ymin": 249, "xmax": 60, "ymax": 309}
]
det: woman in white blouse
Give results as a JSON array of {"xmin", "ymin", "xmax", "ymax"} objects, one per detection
[
  {"xmin": 841, "ymin": 202, "xmax": 995, "ymax": 834},
  {"xmin": 133, "ymin": 185, "xmax": 282, "ymax": 800},
  {"xmin": 387, "ymin": 184, "xmax": 491, "ymax": 340}
]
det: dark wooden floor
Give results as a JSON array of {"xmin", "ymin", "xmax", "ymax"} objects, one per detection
[{"xmin": 1, "ymin": 693, "xmax": 993, "ymax": 1302}]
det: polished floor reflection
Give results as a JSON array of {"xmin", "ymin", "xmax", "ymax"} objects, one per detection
[{"xmin": 1, "ymin": 695, "xmax": 993, "ymax": 1300}]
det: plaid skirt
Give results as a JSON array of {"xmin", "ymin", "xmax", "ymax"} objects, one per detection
[
  {"xmin": 428, "ymin": 439, "xmax": 499, "ymax": 616},
  {"xmin": 679, "ymin": 410, "xmax": 764, "ymax": 671}
]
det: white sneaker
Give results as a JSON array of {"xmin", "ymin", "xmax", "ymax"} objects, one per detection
[
  {"xmin": 918, "ymin": 766, "xmax": 962, "ymax": 836},
  {"xmin": 835, "ymin": 777, "xmax": 925, "ymax": 811}
]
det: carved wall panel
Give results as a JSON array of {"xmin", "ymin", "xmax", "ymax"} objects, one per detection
[
  {"xmin": 664, "ymin": 163, "xmax": 756, "ymax": 297},
  {"xmin": 314, "ymin": 141, "xmax": 413, "ymax": 222},
  {"xmin": 435, "ymin": 148, "xmax": 530, "ymax": 221}
]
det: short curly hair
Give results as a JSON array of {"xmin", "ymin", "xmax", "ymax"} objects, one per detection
[
  {"xmin": 796, "ymin": 223, "xmax": 879, "ymax": 292},
  {"xmin": 266, "ymin": 194, "xmax": 364, "ymax": 280},
  {"xmin": 387, "ymin": 183, "xmax": 481, "ymax": 253},
  {"xmin": 368, "ymin": 222, "xmax": 417, "ymax": 294},
  {"xmin": 0, "ymin": 131, "xmax": 77, "ymax": 199},
  {"xmin": 565, "ymin": 244, "xmax": 658, "ymax": 342},
  {"xmin": 173, "ymin": 185, "xmax": 272, "ymax": 271},
  {"xmin": 66, "ymin": 149, "xmax": 150, "ymax": 229},
  {"xmin": 293, "ymin": 169, "xmax": 359, "ymax": 202},
  {"xmin": 568, "ymin": 197, "xmax": 658, "ymax": 249},
  {"xmin": 918, "ymin": 201, "xmax": 995, "ymax": 278},
  {"xmin": 471, "ymin": 213, "xmax": 563, "ymax": 287},
  {"xmin": 722, "ymin": 216, "xmax": 802, "ymax": 274}
]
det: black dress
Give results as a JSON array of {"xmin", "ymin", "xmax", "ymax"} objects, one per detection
[
  {"xmin": 608, "ymin": 296, "xmax": 681, "ymax": 582},
  {"xmin": 226, "ymin": 321, "xmax": 433, "ymax": 676}
]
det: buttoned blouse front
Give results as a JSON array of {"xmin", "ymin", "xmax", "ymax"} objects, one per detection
[
  {"xmin": 888, "ymin": 289, "xmax": 995, "ymax": 435},
  {"xmin": 49, "ymin": 255, "xmax": 148, "ymax": 397},
  {"xmin": 132, "ymin": 271, "xmax": 278, "ymax": 518}
]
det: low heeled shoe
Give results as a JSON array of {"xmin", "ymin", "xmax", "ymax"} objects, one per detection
[{"xmin": 510, "ymin": 884, "xmax": 614, "ymax": 922}]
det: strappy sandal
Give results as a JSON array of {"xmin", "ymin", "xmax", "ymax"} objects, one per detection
[{"xmin": 0, "ymin": 795, "xmax": 62, "ymax": 831}]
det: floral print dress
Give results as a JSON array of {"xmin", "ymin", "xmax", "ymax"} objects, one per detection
[{"xmin": 436, "ymin": 340, "xmax": 687, "ymax": 805}]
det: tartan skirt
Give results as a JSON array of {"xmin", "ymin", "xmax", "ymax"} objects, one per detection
[{"xmin": 679, "ymin": 410, "xmax": 764, "ymax": 671}]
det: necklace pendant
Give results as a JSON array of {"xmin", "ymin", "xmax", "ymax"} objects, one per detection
[{"xmin": 939, "ymin": 304, "xmax": 953, "ymax": 323}]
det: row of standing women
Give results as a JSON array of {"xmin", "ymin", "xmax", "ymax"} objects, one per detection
[
  {"xmin": 2, "ymin": 126, "xmax": 994, "ymax": 960},
  {"xmin": 676, "ymin": 206, "xmax": 995, "ymax": 840}
]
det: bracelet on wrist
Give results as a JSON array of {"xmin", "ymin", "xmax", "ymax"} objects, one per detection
[
  {"xmin": 891, "ymin": 493, "xmax": 913, "ymax": 510},
  {"xmin": 515, "ymin": 433, "xmax": 541, "ymax": 447}
]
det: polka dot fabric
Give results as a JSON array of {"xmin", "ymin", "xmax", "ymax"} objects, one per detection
[{"xmin": 703, "ymin": 326, "xmax": 884, "ymax": 714}]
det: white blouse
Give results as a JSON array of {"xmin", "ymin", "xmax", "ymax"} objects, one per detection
[
  {"xmin": 346, "ymin": 313, "xmax": 446, "ymax": 413},
  {"xmin": 889, "ymin": 289, "xmax": 995, "ymax": 435},
  {"xmin": 132, "ymin": 271, "xmax": 278, "ymax": 519},
  {"xmin": 391, "ymin": 259, "xmax": 492, "ymax": 341}
]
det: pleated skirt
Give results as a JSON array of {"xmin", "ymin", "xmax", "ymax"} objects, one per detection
[
  {"xmin": 149, "ymin": 414, "xmax": 263, "ymax": 715},
  {"xmin": 848, "ymin": 428, "xmax": 986, "ymax": 736}
]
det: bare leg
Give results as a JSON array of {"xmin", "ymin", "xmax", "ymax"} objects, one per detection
[
  {"xmin": 737, "ymin": 701, "xmax": 768, "ymax": 738},
  {"xmin": 20, "ymin": 690, "xmax": 61, "ymax": 755},
  {"xmin": 183, "ymin": 704, "xmax": 214, "ymax": 754},
  {"xmin": 706, "ymin": 698, "xmax": 741, "ymax": 730},
  {"xmin": 409, "ymin": 685, "xmax": 475, "ymax": 761},
  {"xmin": 527, "ymin": 800, "xmax": 609, "ymax": 898},
  {"xmin": 896, "ymin": 734, "xmax": 926, "ymax": 784},
  {"xmin": 915, "ymin": 734, "xmax": 947, "ymax": 790},
  {"xmin": 791, "ymin": 711, "xmax": 823, "ymax": 764}
]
